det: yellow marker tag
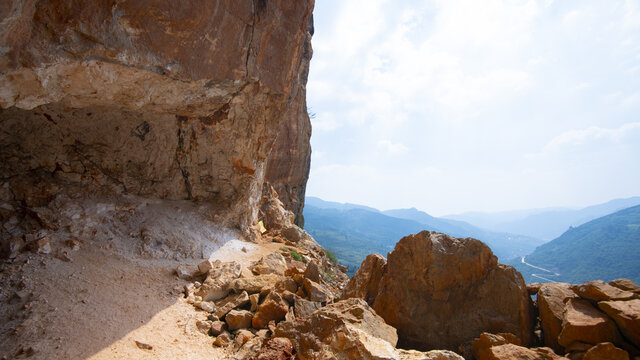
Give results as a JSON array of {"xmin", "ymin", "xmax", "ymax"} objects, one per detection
[{"xmin": 258, "ymin": 220, "xmax": 267, "ymax": 234}]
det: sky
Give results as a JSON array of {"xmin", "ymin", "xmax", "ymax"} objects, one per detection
[{"xmin": 304, "ymin": 0, "xmax": 640, "ymax": 216}]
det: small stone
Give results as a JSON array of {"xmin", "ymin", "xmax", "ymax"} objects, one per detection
[
  {"xmin": 8, "ymin": 237, "xmax": 24, "ymax": 258},
  {"xmin": 252, "ymin": 292, "xmax": 289, "ymax": 329},
  {"xmin": 65, "ymin": 239, "xmax": 80, "ymax": 251},
  {"xmin": 293, "ymin": 296, "xmax": 320, "ymax": 320},
  {"xmin": 303, "ymin": 261, "xmax": 321, "ymax": 283},
  {"xmin": 55, "ymin": 250, "xmax": 72, "ymax": 262},
  {"xmin": 195, "ymin": 301, "xmax": 215, "ymax": 313},
  {"xmin": 210, "ymin": 321, "xmax": 227, "ymax": 336},
  {"xmin": 135, "ymin": 340, "xmax": 153, "ymax": 350},
  {"xmin": 252, "ymin": 337, "xmax": 294, "ymax": 360},
  {"xmin": 250, "ymin": 293, "xmax": 260, "ymax": 312},
  {"xmin": 213, "ymin": 331, "xmax": 232, "ymax": 347},
  {"xmin": 175, "ymin": 265, "xmax": 198, "ymax": 280},
  {"xmin": 235, "ymin": 329, "xmax": 254, "ymax": 347},
  {"xmin": 207, "ymin": 314, "xmax": 220, "ymax": 322},
  {"xmin": 274, "ymin": 278, "xmax": 298, "ymax": 295},
  {"xmin": 225, "ymin": 310, "xmax": 253, "ymax": 330},
  {"xmin": 197, "ymin": 259, "xmax": 215, "ymax": 275},
  {"xmin": 28, "ymin": 236, "xmax": 51, "ymax": 254},
  {"xmin": 214, "ymin": 291, "xmax": 250, "ymax": 318},
  {"xmin": 303, "ymin": 278, "xmax": 332, "ymax": 303},
  {"xmin": 196, "ymin": 320, "xmax": 212, "ymax": 335}
]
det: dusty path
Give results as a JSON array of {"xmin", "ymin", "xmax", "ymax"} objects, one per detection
[{"xmin": 1, "ymin": 235, "xmax": 283, "ymax": 360}]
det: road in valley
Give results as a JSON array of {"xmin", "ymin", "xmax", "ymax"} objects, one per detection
[{"xmin": 521, "ymin": 256, "xmax": 560, "ymax": 282}]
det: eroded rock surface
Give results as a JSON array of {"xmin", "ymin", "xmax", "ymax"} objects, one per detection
[
  {"xmin": 0, "ymin": 0, "xmax": 314, "ymax": 236},
  {"xmin": 538, "ymin": 283, "xmax": 578, "ymax": 353},
  {"xmin": 370, "ymin": 231, "xmax": 535, "ymax": 354}
]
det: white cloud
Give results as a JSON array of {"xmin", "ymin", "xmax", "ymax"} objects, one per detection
[
  {"xmin": 308, "ymin": 0, "xmax": 640, "ymax": 214},
  {"xmin": 377, "ymin": 140, "xmax": 409, "ymax": 154},
  {"xmin": 311, "ymin": 112, "xmax": 342, "ymax": 133},
  {"xmin": 542, "ymin": 122, "xmax": 640, "ymax": 153}
]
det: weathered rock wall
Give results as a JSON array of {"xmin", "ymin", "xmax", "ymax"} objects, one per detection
[{"xmin": 0, "ymin": 0, "xmax": 314, "ymax": 234}]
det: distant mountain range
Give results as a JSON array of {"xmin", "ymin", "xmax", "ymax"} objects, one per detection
[
  {"xmin": 443, "ymin": 196, "xmax": 640, "ymax": 240},
  {"xmin": 509, "ymin": 205, "xmax": 640, "ymax": 284},
  {"xmin": 303, "ymin": 197, "xmax": 544, "ymax": 275}
]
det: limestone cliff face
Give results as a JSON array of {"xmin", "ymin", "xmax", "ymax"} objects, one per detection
[{"xmin": 0, "ymin": 0, "xmax": 314, "ymax": 233}]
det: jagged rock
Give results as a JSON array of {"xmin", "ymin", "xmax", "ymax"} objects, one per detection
[
  {"xmin": 197, "ymin": 260, "xmax": 215, "ymax": 275},
  {"xmin": 196, "ymin": 320, "xmax": 212, "ymax": 335},
  {"xmin": 370, "ymin": 231, "xmax": 535, "ymax": 353},
  {"xmin": 210, "ymin": 321, "xmax": 227, "ymax": 336},
  {"xmin": 252, "ymin": 292, "xmax": 289, "ymax": 329},
  {"xmin": 214, "ymin": 291, "xmax": 250, "ymax": 319},
  {"xmin": 472, "ymin": 332, "xmax": 565, "ymax": 360},
  {"xmin": 303, "ymin": 261, "xmax": 321, "ymax": 283},
  {"xmin": 250, "ymin": 254, "xmax": 288, "ymax": 276},
  {"xmin": 609, "ymin": 279, "xmax": 640, "ymax": 294},
  {"xmin": 527, "ymin": 283, "xmax": 543, "ymax": 296},
  {"xmin": 281, "ymin": 226, "xmax": 304, "ymax": 243},
  {"xmin": 235, "ymin": 329, "xmax": 255, "ymax": 347},
  {"xmin": 274, "ymin": 278, "xmax": 298, "ymax": 295},
  {"xmin": 0, "ymin": 0, "xmax": 315, "ymax": 230},
  {"xmin": 293, "ymin": 296, "xmax": 321, "ymax": 320},
  {"xmin": 213, "ymin": 331, "xmax": 233, "ymax": 347},
  {"xmin": 558, "ymin": 299, "xmax": 619, "ymax": 347},
  {"xmin": 582, "ymin": 342, "xmax": 629, "ymax": 360},
  {"xmin": 249, "ymin": 337, "xmax": 294, "ymax": 360},
  {"xmin": 175, "ymin": 265, "xmax": 199, "ymax": 280},
  {"xmin": 303, "ymin": 278, "xmax": 332, "ymax": 303},
  {"xmin": 597, "ymin": 299, "xmax": 640, "ymax": 348},
  {"xmin": 250, "ymin": 293, "xmax": 260, "ymax": 312},
  {"xmin": 342, "ymin": 254, "xmax": 387, "ymax": 306},
  {"xmin": 571, "ymin": 281, "xmax": 636, "ymax": 301},
  {"xmin": 261, "ymin": 186, "xmax": 295, "ymax": 231},
  {"xmin": 229, "ymin": 274, "xmax": 283, "ymax": 294},
  {"xmin": 538, "ymin": 283, "xmax": 578, "ymax": 353},
  {"xmin": 275, "ymin": 298, "xmax": 462, "ymax": 360},
  {"xmin": 195, "ymin": 261, "xmax": 242, "ymax": 301},
  {"xmin": 226, "ymin": 310, "xmax": 253, "ymax": 331},
  {"xmin": 476, "ymin": 343, "xmax": 566, "ymax": 360}
]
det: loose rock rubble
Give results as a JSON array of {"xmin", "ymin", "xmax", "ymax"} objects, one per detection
[{"xmin": 179, "ymin": 229, "xmax": 350, "ymax": 358}]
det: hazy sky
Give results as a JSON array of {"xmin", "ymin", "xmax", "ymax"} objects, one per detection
[{"xmin": 305, "ymin": 0, "xmax": 640, "ymax": 216}]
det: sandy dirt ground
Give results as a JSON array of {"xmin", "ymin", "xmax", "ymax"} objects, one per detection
[{"xmin": 0, "ymin": 196, "xmax": 285, "ymax": 360}]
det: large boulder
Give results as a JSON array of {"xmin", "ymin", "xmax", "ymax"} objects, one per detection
[
  {"xmin": 583, "ymin": 342, "xmax": 629, "ymax": 360},
  {"xmin": 597, "ymin": 299, "xmax": 640, "ymax": 349},
  {"xmin": 537, "ymin": 283, "xmax": 577, "ymax": 353},
  {"xmin": 275, "ymin": 298, "xmax": 462, "ymax": 360},
  {"xmin": 472, "ymin": 333, "xmax": 566, "ymax": 360},
  {"xmin": 571, "ymin": 281, "xmax": 636, "ymax": 302},
  {"xmin": 557, "ymin": 299, "xmax": 619, "ymax": 347},
  {"xmin": 609, "ymin": 279, "xmax": 640, "ymax": 294},
  {"xmin": 342, "ymin": 254, "xmax": 387, "ymax": 306},
  {"xmin": 370, "ymin": 231, "xmax": 535, "ymax": 353}
]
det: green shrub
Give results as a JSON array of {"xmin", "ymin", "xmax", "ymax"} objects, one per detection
[{"xmin": 325, "ymin": 248, "xmax": 338, "ymax": 264}]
